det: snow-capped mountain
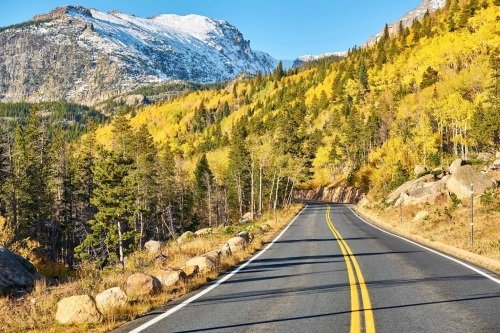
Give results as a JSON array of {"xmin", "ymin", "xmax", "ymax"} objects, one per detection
[
  {"xmin": 0, "ymin": 6, "xmax": 276, "ymax": 105},
  {"xmin": 292, "ymin": 51, "xmax": 347, "ymax": 67},
  {"xmin": 365, "ymin": 0, "xmax": 446, "ymax": 45}
]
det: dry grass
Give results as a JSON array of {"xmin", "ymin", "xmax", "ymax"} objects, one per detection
[
  {"xmin": 355, "ymin": 188, "xmax": 500, "ymax": 273},
  {"xmin": 0, "ymin": 204, "xmax": 303, "ymax": 333}
]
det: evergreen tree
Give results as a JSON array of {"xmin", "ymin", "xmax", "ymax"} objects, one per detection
[
  {"xmin": 273, "ymin": 61, "xmax": 285, "ymax": 81},
  {"xmin": 421, "ymin": 66, "xmax": 439, "ymax": 89},
  {"xmin": 194, "ymin": 154, "xmax": 214, "ymax": 226},
  {"xmin": 76, "ymin": 148, "xmax": 136, "ymax": 268}
]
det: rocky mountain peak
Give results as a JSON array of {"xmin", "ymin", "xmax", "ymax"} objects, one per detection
[{"xmin": 0, "ymin": 7, "xmax": 276, "ymax": 105}]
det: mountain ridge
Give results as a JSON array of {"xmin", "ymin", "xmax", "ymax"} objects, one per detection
[
  {"xmin": 0, "ymin": 6, "xmax": 276, "ymax": 105},
  {"xmin": 365, "ymin": 0, "xmax": 447, "ymax": 45}
]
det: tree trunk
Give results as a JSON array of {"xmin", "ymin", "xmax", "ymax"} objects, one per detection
[
  {"xmin": 250, "ymin": 160, "xmax": 255, "ymax": 219},
  {"xmin": 274, "ymin": 172, "xmax": 281, "ymax": 213},
  {"xmin": 269, "ymin": 171, "xmax": 276, "ymax": 210},
  {"xmin": 259, "ymin": 165, "xmax": 263, "ymax": 216},
  {"xmin": 117, "ymin": 220, "xmax": 124, "ymax": 271}
]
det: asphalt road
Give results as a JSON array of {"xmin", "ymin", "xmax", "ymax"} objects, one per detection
[{"xmin": 116, "ymin": 202, "xmax": 500, "ymax": 333}]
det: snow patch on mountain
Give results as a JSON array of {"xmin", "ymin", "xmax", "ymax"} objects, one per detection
[{"xmin": 292, "ymin": 51, "xmax": 347, "ymax": 68}]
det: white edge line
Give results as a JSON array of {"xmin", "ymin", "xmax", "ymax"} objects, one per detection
[
  {"xmin": 129, "ymin": 205, "xmax": 308, "ymax": 333},
  {"xmin": 346, "ymin": 206, "xmax": 500, "ymax": 285}
]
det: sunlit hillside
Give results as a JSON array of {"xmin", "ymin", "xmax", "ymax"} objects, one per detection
[{"xmin": 95, "ymin": 0, "xmax": 499, "ymax": 197}]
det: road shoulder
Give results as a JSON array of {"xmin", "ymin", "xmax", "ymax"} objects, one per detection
[{"xmin": 352, "ymin": 205, "xmax": 500, "ymax": 276}]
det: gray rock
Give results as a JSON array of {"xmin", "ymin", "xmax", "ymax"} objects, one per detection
[
  {"xmin": 95, "ymin": 287, "xmax": 127, "ymax": 314},
  {"xmin": 186, "ymin": 256, "xmax": 216, "ymax": 272},
  {"xmin": 449, "ymin": 159, "xmax": 465, "ymax": 174},
  {"xmin": 177, "ymin": 231, "xmax": 195, "ymax": 244},
  {"xmin": 239, "ymin": 212, "xmax": 254, "ymax": 224},
  {"xmin": 144, "ymin": 240, "xmax": 162, "ymax": 254},
  {"xmin": 226, "ymin": 237, "xmax": 247, "ymax": 254},
  {"xmin": 221, "ymin": 243, "xmax": 232, "ymax": 256},
  {"xmin": 0, "ymin": 246, "xmax": 37, "ymax": 296},
  {"xmin": 153, "ymin": 269, "xmax": 186, "ymax": 288},
  {"xmin": 386, "ymin": 174, "xmax": 434, "ymax": 204},
  {"xmin": 414, "ymin": 165, "xmax": 428, "ymax": 176},
  {"xmin": 446, "ymin": 165, "xmax": 496, "ymax": 199},
  {"xmin": 55, "ymin": 295, "xmax": 102, "ymax": 325},
  {"xmin": 236, "ymin": 231, "xmax": 251, "ymax": 243},
  {"xmin": 203, "ymin": 250, "xmax": 222, "ymax": 263},
  {"xmin": 125, "ymin": 273, "xmax": 161, "ymax": 298},
  {"xmin": 194, "ymin": 228, "xmax": 213, "ymax": 236}
]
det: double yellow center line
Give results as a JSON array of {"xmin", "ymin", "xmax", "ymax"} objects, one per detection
[{"xmin": 325, "ymin": 205, "xmax": 376, "ymax": 333}]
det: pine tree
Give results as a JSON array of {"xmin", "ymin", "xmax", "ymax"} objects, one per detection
[
  {"xmin": 421, "ymin": 66, "xmax": 439, "ymax": 89},
  {"xmin": 194, "ymin": 154, "xmax": 214, "ymax": 226},
  {"xmin": 273, "ymin": 61, "xmax": 285, "ymax": 81},
  {"xmin": 358, "ymin": 61, "xmax": 369, "ymax": 91},
  {"xmin": 76, "ymin": 148, "xmax": 136, "ymax": 268},
  {"xmin": 15, "ymin": 109, "xmax": 54, "ymax": 257},
  {"xmin": 132, "ymin": 125, "xmax": 159, "ymax": 248}
]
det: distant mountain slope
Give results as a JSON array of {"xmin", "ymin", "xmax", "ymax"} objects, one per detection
[
  {"xmin": 0, "ymin": 6, "xmax": 276, "ymax": 105},
  {"xmin": 292, "ymin": 51, "xmax": 347, "ymax": 67},
  {"xmin": 365, "ymin": 0, "xmax": 446, "ymax": 45}
]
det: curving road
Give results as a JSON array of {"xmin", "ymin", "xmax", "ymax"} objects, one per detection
[{"xmin": 115, "ymin": 202, "xmax": 500, "ymax": 333}]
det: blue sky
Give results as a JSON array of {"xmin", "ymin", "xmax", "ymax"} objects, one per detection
[{"xmin": 0, "ymin": 0, "xmax": 420, "ymax": 59}]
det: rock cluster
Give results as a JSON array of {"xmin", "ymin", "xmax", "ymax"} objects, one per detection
[
  {"xmin": 387, "ymin": 158, "xmax": 497, "ymax": 206},
  {"xmin": 54, "ymin": 223, "xmax": 264, "ymax": 325}
]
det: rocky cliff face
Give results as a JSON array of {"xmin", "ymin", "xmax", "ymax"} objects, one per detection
[
  {"xmin": 294, "ymin": 186, "xmax": 364, "ymax": 204},
  {"xmin": 0, "ymin": 6, "xmax": 277, "ymax": 105},
  {"xmin": 365, "ymin": 0, "xmax": 446, "ymax": 45}
]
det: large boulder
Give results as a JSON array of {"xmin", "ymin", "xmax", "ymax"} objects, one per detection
[
  {"xmin": 177, "ymin": 231, "xmax": 195, "ymax": 244},
  {"xmin": 144, "ymin": 240, "xmax": 162, "ymax": 254},
  {"xmin": 236, "ymin": 231, "xmax": 252, "ymax": 243},
  {"xmin": 0, "ymin": 246, "xmax": 37, "ymax": 296},
  {"xmin": 414, "ymin": 165, "xmax": 428, "ymax": 176},
  {"xmin": 203, "ymin": 250, "xmax": 222, "ymax": 264},
  {"xmin": 402, "ymin": 176, "xmax": 449, "ymax": 205},
  {"xmin": 449, "ymin": 159, "xmax": 465, "ymax": 174},
  {"xmin": 195, "ymin": 228, "xmax": 213, "ymax": 236},
  {"xmin": 55, "ymin": 295, "xmax": 102, "ymax": 325},
  {"xmin": 95, "ymin": 287, "xmax": 127, "ymax": 314},
  {"xmin": 226, "ymin": 237, "xmax": 247, "ymax": 254},
  {"xmin": 181, "ymin": 265, "xmax": 199, "ymax": 279},
  {"xmin": 386, "ymin": 174, "xmax": 434, "ymax": 204},
  {"xmin": 186, "ymin": 256, "xmax": 216, "ymax": 272},
  {"xmin": 153, "ymin": 269, "xmax": 186, "ymax": 288},
  {"xmin": 125, "ymin": 273, "xmax": 161, "ymax": 298},
  {"xmin": 239, "ymin": 212, "xmax": 253, "ymax": 224},
  {"xmin": 446, "ymin": 165, "xmax": 496, "ymax": 199},
  {"xmin": 221, "ymin": 243, "xmax": 232, "ymax": 257}
]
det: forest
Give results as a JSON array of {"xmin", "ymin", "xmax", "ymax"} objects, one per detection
[{"xmin": 0, "ymin": 0, "xmax": 498, "ymax": 270}]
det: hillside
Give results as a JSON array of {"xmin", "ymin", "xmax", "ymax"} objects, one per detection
[
  {"xmin": 94, "ymin": 0, "xmax": 499, "ymax": 198},
  {"xmin": 0, "ymin": 6, "xmax": 276, "ymax": 105}
]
